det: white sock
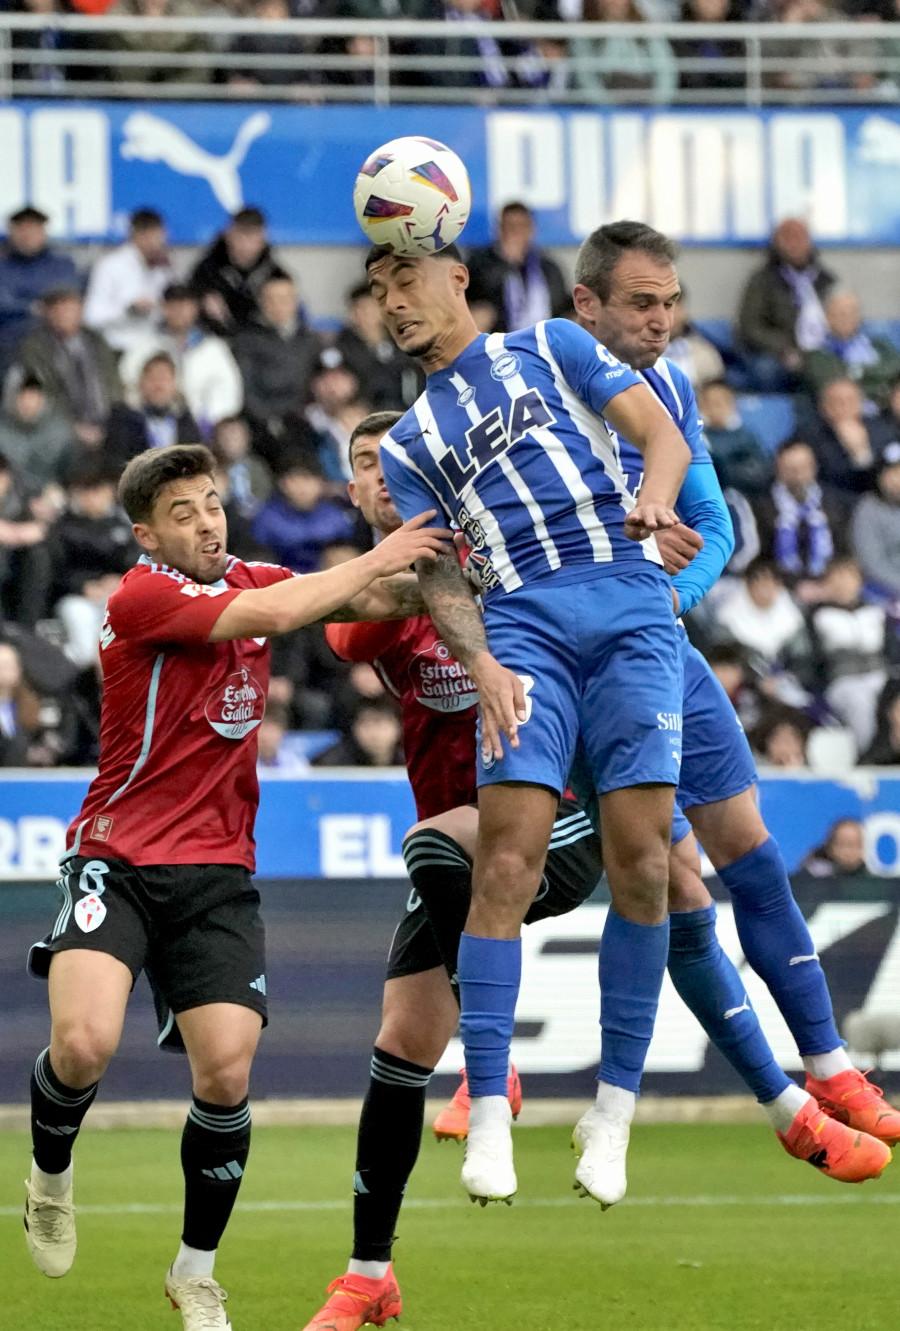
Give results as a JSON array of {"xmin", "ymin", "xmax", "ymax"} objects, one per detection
[
  {"xmin": 593, "ymin": 1082, "xmax": 637, "ymax": 1124},
  {"xmin": 31, "ymin": 1161, "xmax": 72, "ymax": 1198},
  {"xmin": 803, "ymin": 1048, "xmax": 853, "ymax": 1081},
  {"xmin": 469, "ymin": 1095, "xmax": 512, "ymax": 1129},
  {"xmin": 762, "ymin": 1083, "xmax": 812, "ymax": 1133},
  {"xmin": 171, "ymin": 1242, "xmax": 216, "ymax": 1279},
  {"xmin": 348, "ymin": 1259, "xmax": 390, "ymax": 1281}
]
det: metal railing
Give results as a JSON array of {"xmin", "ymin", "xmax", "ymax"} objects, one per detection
[{"xmin": 1, "ymin": 15, "xmax": 900, "ymax": 105}]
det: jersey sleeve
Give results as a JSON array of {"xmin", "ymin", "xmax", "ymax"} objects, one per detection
[
  {"xmin": 669, "ymin": 364, "xmax": 713, "ymax": 468},
  {"xmin": 543, "ymin": 318, "xmax": 643, "ymax": 414},
  {"xmin": 108, "ymin": 570, "xmax": 243, "ymax": 647},
  {"xmin": 241, "ymin": 561, "xmax": 297, "ymax": 589},
  {"xmin": 380, "ymin": 432, "xmax": 451, "ymax": 527},
  {"xmin": 672, "ymin": 462, "xmax": 735, "ymax": 616},
  {"xmin": 325, "ymin": 619, "xmax": 404, "ymax": 663}
]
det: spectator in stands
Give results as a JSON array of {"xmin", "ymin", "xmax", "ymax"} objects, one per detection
[
  {"xmin": 802, "ymin": 290, "xmax": 900, "ymax": 410},
  {"xmin": 717, "ymin": 556, "xmax": 806, "ymax": 662},
  {"xmin": 0, "ymin": 453, "xmax": 52, "ymax": 626},
  {"xmin": 227, "ymin": 0, "xmax": 314, "ymax": 88},
  {"xmin": 48, "ymin": 464, "xmax": 137, "ymax": 667},
  {"xmin": 191, "ymin": 207, "xmax": 290, "ymax": 336},
  {"xmin": 807, "ymin": 556, "xmax": 887, "ymax": 751},
  {"xmin": 0, "ymin": 205, "xmax": 80, "ymax": 369},
  {"xmin": 413, "ymin": 0, "xmax": 546, "ymax": 95},
  {"xmin": 0, "ymin": 374, "xmax": 74, "ymax": 490},
  {"xmin": 106, "ymin": 0, "xmax": 211, "ymax": 85},
  {"xmin": 252, "ymin": 454, "xmax": 357, "ymax": 574},
  {"xmin": 800, "ymin": 817, "xmax": 867, "ymax": 878},
  {"xmin": 83, "ymin": 208, "xmax": 174, "ymax": 353},
  {"xmin": 334, "ymin": 282, "xmax": 424, "ymax": 411},
  {"xmin": 104, "ymin": 353, "xmax": 200, "ymax": 470},
  {"xmin": 118, "ymin": 283, "xmax": 243, "ymax": 436},
  {"xmin": 752, "ymin": 709, "xmax": 810, "ymax": 768},
  {"xmin": 672, "ymin": 0, "xmax": 745, "ymax": 91},
  {"xmin": 466, "ymin": 202, "xmax": 569, "ymax": 333},
  {"xmin": 304, "ymin": 349, "xmax": 369, "ymax": 480},
  {"xmin": 212, "ymin": 414, "xmax": 271, "ymax": 517},
  {"xmin": 862, "ymin": 677, "xmax": 900, "ymax": 763},
  {"xmin": 569, "ymin": 0, "xmax": 677, "ymax": 103},
  {"xmin": 232, "ymin": 274, "xmax": 320, "ymax": 437},
  {"xmin": 736, "ymin": 217, "xmax": 837, "ymax": 391},
  {"xmin": 12, "ymin": 287, "xmax": 120, "ymax": 449},
  {"xmin": 11, "ymin": 0, "xmax": 74, "ymax": 89},
  {"xmin": 804, "ymin": 377, "xmax": 886, "ymax": 495},
  {"xmin": 852, "ymin": 445, "xmax": 900, "ymax": 602},
  {"xmin": 698, "ymin": 379, "xmax": 771, "ymax": 496},
  {"xmin": 256, "ymin": 700, "xmax": 309, "ymax": 774},
  {"xmin": 753, "ymin": 438, "xmax": 846, "ymax": 584},
  {"xmin": 0, "ymin": 639, "xmax": 38, "ymax": 766},
  {"xmin": 664, "ymin": 289, "xmax": 725, "ymax": 389},
  {"xmin": 879, "ymin": 374, "xmax": 900, "ymax": 439},
  {"xmin": 311, "ymin": 694, "xmax": 403, "ymax": 768}
]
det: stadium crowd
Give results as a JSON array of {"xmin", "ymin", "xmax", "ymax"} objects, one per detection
[
  {"xmin": 6, "ymin": 0, "xmax": 900, "ymax": 100},
  {"xmin": 0, "ymin": 200, "xmax": 898, "ymax": 770}
]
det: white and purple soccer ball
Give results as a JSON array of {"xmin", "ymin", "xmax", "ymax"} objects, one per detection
[{"xmin": 352, "ymin": 136, "xmax": 472, "ymax": 257}]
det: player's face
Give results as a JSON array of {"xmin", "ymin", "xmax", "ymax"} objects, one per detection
[
  {"xmin": 367, "ymin": 253, "xmax": 469, "ymax": 365},
  {"xmin": 573, "ymin": 252, "xmax": 681, "ymax": 371},
  {"xmin": 348, "ymin": 433, "xmax": 402, "ymax": 534},
  {"xmin": 135, "ymin": 474, "xmax": 229, "ymax": 584}
]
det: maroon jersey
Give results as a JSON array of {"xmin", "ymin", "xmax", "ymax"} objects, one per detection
[
  {"xmin": 326, "ymin": 616, "xmax": 477, "ymax": 819},
  {"xmin": 65, "ymin": 554, "xmax": 294, "ymax": 871}
]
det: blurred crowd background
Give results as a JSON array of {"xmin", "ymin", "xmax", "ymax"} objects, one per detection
[
  {"xmin": 6, "ymin": 0, "xmax": 900, "ymax": 101},
  {"xmin": 1, "ymin": 197, "xmax": 899, "ymax": 776}
]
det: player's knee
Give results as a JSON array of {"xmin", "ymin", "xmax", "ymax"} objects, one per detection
[
  {"xmin": 607, "ymin": 840, "xmax": 671, "ymax": 922},
  {"xmin": 192, "ymin": 1057, "xmax": 251, "ymax": 1106},
  {"xmin": 51, "ymin": 1023, "xmax": 117, "ymax": 1086},
  {"xmin": 667, "ymin": 837, "xmax": 711, "ymax": 912},
  {"xmin": 377, "ymin": 1019, "xmax": 442, "ymax": 1071},
  {"xmin": 475, "ymin": 847, "xmax": 543, "ymax": 905}
]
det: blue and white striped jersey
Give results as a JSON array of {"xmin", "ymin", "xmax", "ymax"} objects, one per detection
[
  {"xmin": 611, "ymin": 357, "xmax": 711, "ymax": 497},
  {"xmin": 380, "ymin": 319, "xmax": 663, "ymax": 598}
]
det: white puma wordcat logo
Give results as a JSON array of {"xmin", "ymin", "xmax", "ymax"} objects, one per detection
[
  {"xmin": 120, "ymin": 111, "xmax": 271, "ymax": 211},
  {"xmin": 724, "ymin": 995, "xmax": 751, "ymax": 1020}
]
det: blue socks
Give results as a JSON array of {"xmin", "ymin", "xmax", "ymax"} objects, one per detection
[
  {"xmin": 598, "ymin": 909, "xmax": 670, "ymax": 1094},
  {"xmin": 668, "ymin": 906, "xmax": 791, "ymax": 1104},
  {"xmin": 457, "ymin": 933, "xmax": 521, "ymax": 1097},
  {"xmin": 717, "ymin": 837, "xmax": 842, "ymax": 1057}
]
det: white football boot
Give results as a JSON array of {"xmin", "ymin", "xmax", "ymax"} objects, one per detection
[
  {"xmin": 165, "ymin": 1269, "xmax": 232, "ymax": 1330},
  {"xmin": 461, "ymin": 1098, "xmax": 517, "ymax": 1206},
  {"xmin": 23, "ymin": 1174, "xmax": 77, "ymax": 1277},
  {"xmin": 572, "ymin": 1106, "xmax": 630, "ymax": 1210}
]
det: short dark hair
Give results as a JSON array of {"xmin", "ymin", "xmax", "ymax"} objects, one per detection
[
  {"xmin": 744, "ymin": 555, "xmax": 780, "ymax": 583},
  {"xmin": 277, "ymin": 451, "xmax": 324, "ymax": 481},
  {"xmin": 162, "ymin": 282, "xmax": 197, "ymax": 302},
  {"xmin": 575, "ymin": 221, "xmax": 679, "ymax": 301},
  {"xmin": 118, "ymin": 444, "xmax": 216, "ymax": 524},
  {"xmin": 130, "ymin": 208, "xmax": 164, "ymax": 233},
  {"xmin": 348, "ymin": 410, "xmax": 403, "ymax": 468},
  {"xmin": 67, "ymin": 461, "xmax": 118, "ymax": 491},
  {"xmin": 499, "ymin": 201, "xmax": 532, "ymax": 221},
  {"xmin": 231, "ymin": 206, "xmax": 266, "ymax": 230},
  {"xmin": 776, "ymin": 436, "xmax": 813, "ymax": 456},
  {"xmin": 364, "ymin": 243, "xmax": 463, "ymax": 271},
  {"xmin": 139, "ymin": 351, "xmax": 177, "ymax": 378}
]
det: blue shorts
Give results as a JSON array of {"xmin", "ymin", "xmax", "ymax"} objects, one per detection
[
  {"xmin": 477, "ymin": 564, "xmax": 683, "ymax": 797},
  {"xmin": 678, "ymin": 631, "xmax": 757, "ymax": 811}
]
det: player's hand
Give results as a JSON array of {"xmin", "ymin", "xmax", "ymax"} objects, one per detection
[
  {"xmin": 471, "ymin": 652, "xmax": 527, "ymax": 762},
  {"xmin": 624, "ymin": 503, "xmax": 680, "ymax": 543},
  {"xmin": 368, "ymin": 512, "xmax": 453, "ymax": 578},
  {"xmin": 654, "ymin": 523, "xmax": 704, "ymax": 575}
]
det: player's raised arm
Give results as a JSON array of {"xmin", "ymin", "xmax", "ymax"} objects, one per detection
[
  {"xmin": 416, "ymin": 550, "xmax": 525, "ymax": 760},
  {"xmin": 210, "ymin": 514, "xmax": 450, "ymax": 641},
  {"xmin": 602, "ymin": 384, "xmax": 692, "ymax": 541}
]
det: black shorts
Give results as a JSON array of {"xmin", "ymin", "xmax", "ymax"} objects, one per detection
[
  {"xmin": 387, "ymin": 797, "xmax": 603, "ymax": 982},
  {"xmin": 29, "ymin": 857, "xmax": 267, "ymax": 1052}
]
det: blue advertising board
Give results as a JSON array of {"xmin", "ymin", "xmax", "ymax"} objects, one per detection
[
  {"xmin": 1, "ymin": 770, "xmax": 899, "ymax": 879},
  {"xmin": 5, "ymin": 101, "xmax": 900, "ymax": 246}
]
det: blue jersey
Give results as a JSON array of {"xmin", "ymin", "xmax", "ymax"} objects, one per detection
[
  {"xmin": 380, "ymin": 320, "xmax": 664, "ymax": 598},
  {"xmin": 611, "ymin": 358, "xmax": 710, "ymax": 494}
]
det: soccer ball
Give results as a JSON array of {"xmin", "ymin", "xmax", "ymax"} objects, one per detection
[{"xmin": 353, "ymin": 136, "xmax": 472, "ymax": 257}]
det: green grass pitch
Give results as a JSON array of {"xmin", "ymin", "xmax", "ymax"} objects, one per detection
[{"xmin": 1, "ymin": 1122, "xmax": 897, "ymax": 1330}]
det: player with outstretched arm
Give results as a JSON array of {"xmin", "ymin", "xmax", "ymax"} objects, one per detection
[{"xmin": 21, "ymin": 444, "xmax": 450, "ymax": 1330}]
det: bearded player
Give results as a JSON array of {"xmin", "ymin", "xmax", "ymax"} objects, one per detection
[{"xmin": 21, "ymin": 444, "xmax": 450, "ymax": 1330}]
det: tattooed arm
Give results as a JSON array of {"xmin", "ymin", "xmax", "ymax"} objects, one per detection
[
  {"xmin": 325, "ymin": 573, "xmax": 427, "ymax": 623},
  {"xmin": 416, "ymin": 551, "xmax": 526, "ymax": 758}
]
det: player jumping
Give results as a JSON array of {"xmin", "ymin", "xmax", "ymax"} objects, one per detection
[{"xmin": 22, "ymin": 444, "xmax": 450, "ymax": 1329}]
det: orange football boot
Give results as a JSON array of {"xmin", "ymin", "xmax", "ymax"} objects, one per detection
[
  {"xmin": 806, "ymin": 1068, "xmax": 900, "ymax": 1146},
  {"xmin": 433, "ymin": 1065, "xmax": 522, "ymax": 1142},
  {"xmin": 777, "ymin": 1097, "xmax": 891, "ymax": 1182},
  {"xmin": 301, "ymin": 1267, "xmax": 401, "ymax": 1331}
]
